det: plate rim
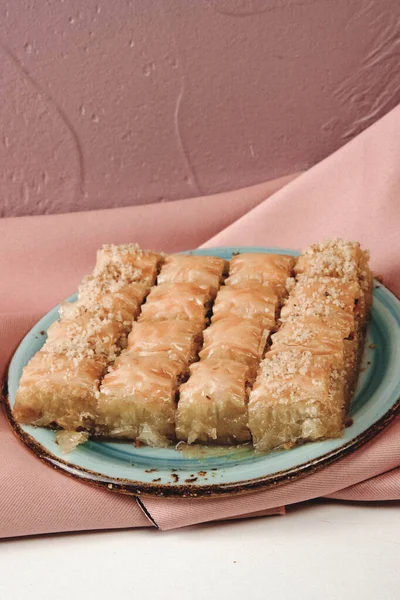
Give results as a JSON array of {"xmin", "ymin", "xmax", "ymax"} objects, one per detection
[
  {"xmin": 3, "ymin": 393, "xmax": 400, "ymax": 498},
  {"xmin": 3, "ymin": 245, "xmax": 400, "ymax": 499}
]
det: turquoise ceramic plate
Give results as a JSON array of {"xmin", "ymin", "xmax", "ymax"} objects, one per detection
[{"xmin": 4, "ymin": 247, "xmax": 400, "ymax": 498}]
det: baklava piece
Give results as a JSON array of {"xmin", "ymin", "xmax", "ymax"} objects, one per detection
[
  {"xmin": 96, "ymin": 353, "xmax": 184, "ymax": 446},
  {"xmin": 225, "ymin": 253, "xmax": 295, "ymax": 297},
  {"xmin": 128, "ymin": 320, "xmax": 203, "ymax": 366},
  {"xmin": 138, "ymin": 283, "xmax": 213, "ymax": 326},
  {"xmin": 248, "ymin": 350, "xmax": 345, "ymax": 452},
  {"xmin": 176, "ymin": 358, "xmax": 252, "ymax": 444},
  {"xmin": 14, "ymin": 351, "xmax": 105, "ymax": 430},
  {"xmin": 199, "ymin": 317, "xmax": 269, "ymax": 378},
  {"xmin": 157, "ymin": 254, "xmax": 228, "ymax": 296},
  {"xmin": 211, "ymin": 285, "xmax": 279, "ymax": 330}
]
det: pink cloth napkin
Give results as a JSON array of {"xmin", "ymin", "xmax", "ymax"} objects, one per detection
[{"xmin": 1, "ymin": 105, "xmax": 400, "ymax": 537}]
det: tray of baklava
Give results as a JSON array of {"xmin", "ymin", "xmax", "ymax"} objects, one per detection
[{"xmin": 4, "ymin": 240, "xmax": 400, "ymax": 497}]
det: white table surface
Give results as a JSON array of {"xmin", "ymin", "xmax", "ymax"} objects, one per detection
[{"xmin": 1, "ymin": 500, "xmax": 399, "ymax": 600}]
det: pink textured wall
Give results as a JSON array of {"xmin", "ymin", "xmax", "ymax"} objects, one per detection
[{"xmin": 1, "ymin": 0, "xmax": 400, "ymax": 217}]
